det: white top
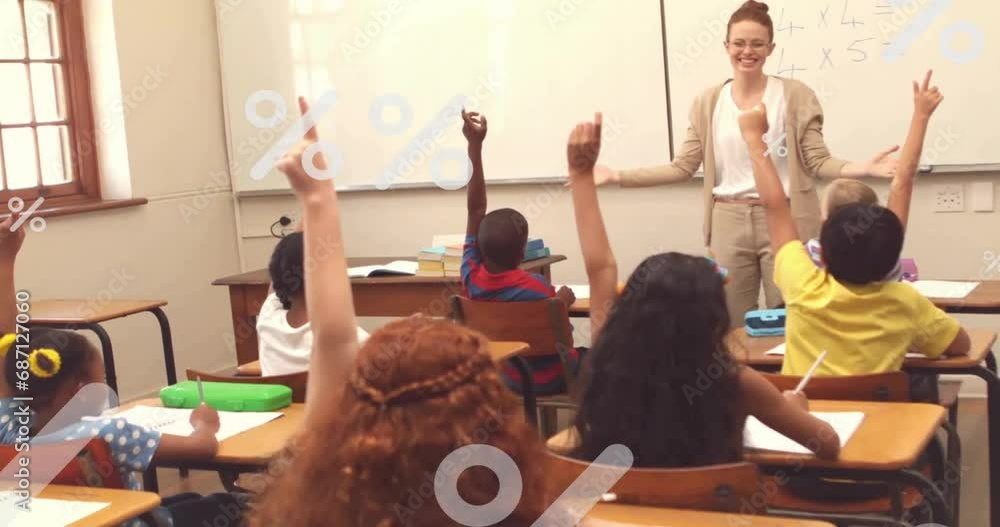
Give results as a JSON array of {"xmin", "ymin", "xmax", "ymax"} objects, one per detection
[
  {"xmin": 712, "ymin": 76, "xmax": 790, "ymax": 198},
  {"xmin": 256, "ymin": 292, "xmax": 369, "ymax": 376}
]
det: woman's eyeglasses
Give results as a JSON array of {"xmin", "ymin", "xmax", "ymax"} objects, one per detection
[{"xmin": 727, "ymin": 40, "xmax": 770, "ymax": 51}]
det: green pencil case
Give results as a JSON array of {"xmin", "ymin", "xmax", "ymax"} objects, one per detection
[{"xmin": 159, "ymin": 381, "xmax": 292, "ymax": 412}]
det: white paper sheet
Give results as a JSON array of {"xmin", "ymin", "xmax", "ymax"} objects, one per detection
[
  {"xmin": 908, "ymin": 280, "xmax": 980, "ymax": 299},
  {"xmin": 0, "ymin": 493, "xmax": 109, "ymax": 527},
  {"xmin": 765, "ymin": 344, "xmax": 928, "ymax": 360},
  {"xmin": 107, "ymin": 406, "xmax": 282, "ymax": 442},
  {"xmin": 744, "ymin": 412, "xmax": 865, "ymax": 454}
]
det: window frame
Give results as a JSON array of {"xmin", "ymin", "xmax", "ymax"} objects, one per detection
[{"xmin": 0, "ymin": 0, "xmax": 100, "ymax": 206}]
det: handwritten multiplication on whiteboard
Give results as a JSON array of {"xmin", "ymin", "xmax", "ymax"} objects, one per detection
[{"xmin": 771, "ymin": 0, "xmax": 984, "ymax": 78}]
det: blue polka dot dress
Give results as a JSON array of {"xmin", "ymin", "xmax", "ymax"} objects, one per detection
[{"xmin": 0, "ymin": 399, "xmax": 162, "ymax": 527}]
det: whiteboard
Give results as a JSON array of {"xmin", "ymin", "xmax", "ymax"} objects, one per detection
[
  {"xmin": 217, "ymin": 0, "xmax": 671, "ymax": 193},
  {"xmin": 664, "ymin": 0, "xmax": 1000, "ymax": 167}
]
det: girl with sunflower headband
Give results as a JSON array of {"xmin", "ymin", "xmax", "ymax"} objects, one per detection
[{"xmin": 0, "ymin": 218, "xmax": 245, "ymax": 526}]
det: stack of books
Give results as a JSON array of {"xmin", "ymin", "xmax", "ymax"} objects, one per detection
[
  {"xmin": 523, "ymin": 238, "xmax": 550, "ymax": 261},
  {"xmin": 416, "ymin": 247, "xmax": 446, "ymax": 277},
  {"xmin": 443, "ymin": 245, "xmax": 463, "ymax": 277}
]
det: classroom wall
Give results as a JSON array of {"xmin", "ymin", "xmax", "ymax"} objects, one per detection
[
  {"xmin": 16, "ymin": 0, "xmax": 241, "ymax": 400},
  {"xmin": 237, "ymin": 174, "xmax": 1000, "ymax": 395}
]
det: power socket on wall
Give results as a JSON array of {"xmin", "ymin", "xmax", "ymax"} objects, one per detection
[{"xmin": 933, "ymin": 184, "xmax": 964, "ymax": 213}]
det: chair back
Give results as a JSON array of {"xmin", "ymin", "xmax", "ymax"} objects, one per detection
[
  {"xmin": 186, "ymin": 368, "xmax": 308, "ymax": 403},
  {"xmin": 760, "ymin": 371, "xmax": 911, "ymax": 402},
  {"xmin": 450, "ymin": 296, "xmax": 576, "ymax": 384},
  {"xmin": 544, "ymin": 451, "xmax": 763, "ymax": 513},
  {"xmin": 0, "ymin": 437, "xmax": 127, "ymax": 488}
]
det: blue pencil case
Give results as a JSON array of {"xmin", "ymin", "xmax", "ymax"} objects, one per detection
[{"xmin": 744, "ymin": 309, "xmax": 786, "ymax": 337}]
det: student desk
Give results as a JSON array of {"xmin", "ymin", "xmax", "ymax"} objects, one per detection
[
  {"xmin": 549, "ymin": 401, "xmax": 949, "ymax": 524},
  {"xmin": 747, "ymin": 401, "xmax": 950, "ymax": 523},
  {"xmin": 28, "ymin": 299, "xmax": 177, "ymax": 393},
  {"xmin": 126, "ymin": 398, "xmax": 304, "ymax": 492},
  {"xmin": 926, "ymin": 279, "xmax": 1000, "ymax": 314},
  {"xmin": 13, "ymin": 485, "xmax": 162, "ymax": 527},
  {"xmin": 587, "ymin": 503, "xmax": 834, "ymax": 526},
  {"xmin": 212, "ymin": 255, "xmax": 565, "ymax": 365},
  {"xmin": 729, "ymin": 328, "xmax": 999, "ymax": 526}
]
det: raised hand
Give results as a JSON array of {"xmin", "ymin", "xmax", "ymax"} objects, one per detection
[
  {"xmin": 567, "ymin": 112, "xmax": 603, "ymax": 175},
  {"xmin": 461, "ymin": 109, "xmax": 487, "ymax": 145},
  {"xmin": 913, "ymin": 69, "xmax": 944, "ymax": 119},
  {"xmin": 866, "ymin": 145, "xmax": 900, "ymax": 179},
  {"xmin": 737, "ymin": 103, "xmax": 769, "ymax": 142},
  {"xmin": 276, "ymin": 97, "xmax": 332, "ymax": 197},
  {"xmin": 0, "ymin": 213, "xmax": 25, "ymax": 263}
]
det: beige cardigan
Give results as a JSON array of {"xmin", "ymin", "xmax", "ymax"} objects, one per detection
[{"xmin": 620, "ymin": 77, "xmax": 849, "ymax": 246}]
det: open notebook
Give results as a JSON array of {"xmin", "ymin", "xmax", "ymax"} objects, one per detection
[
  {"xmin": 98, "ymin": 406, "xmax": 283, "ymax": 442},
  {"xmin": 764, "ymin": 343, "xmax": 927, "ymax": 360},
  {"xmin": 347, "ymin": 260, "xmax": 418, "ymax": 278},
  {"xmin": 744, "ymin": 412, "xmax": 865, "ymax": 454},
  {"xmin": 0, "ymin": 492, "xmax": 108, "ymax": 527}
]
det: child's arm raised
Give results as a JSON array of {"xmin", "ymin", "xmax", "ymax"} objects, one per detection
[
  {"xmin": 463, "ymin": 110, "xmax": 488, "ymax": 237},
  {"xmin": 0, "ymin": 215, "xmax": 24, "ymax": 335},
  {"xmin": 567, "ymin": 113, "xmax": 617, "ymax": 339},
  {"xmin": 276, "ymin": 97, "xmax": 359, "ymax": 426},
  {"xmin": 738, "ymin": 105, "xmax": 800, "ymax": 253},
  {"xmin": 889, "ymin": 70, "xmax": 944, "ymax": 232}
]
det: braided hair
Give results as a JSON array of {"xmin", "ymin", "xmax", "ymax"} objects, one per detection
[{"xmin": 250, "ymin": 317, "xmax": 547, "ymax": 527}]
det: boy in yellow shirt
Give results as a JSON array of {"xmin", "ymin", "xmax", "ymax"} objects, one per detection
[{"xmin": 737, "ymin": 72, "xmax": 970, "ymax": 377}]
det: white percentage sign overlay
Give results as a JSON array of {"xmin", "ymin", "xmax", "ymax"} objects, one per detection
[
  {"xmin": 763, "ymin": 131, "xmax": 788, "ymax": 159},
  {"xmin": 435, "ymin": 444, "xmax": 633, "ymax": 526},
  {"xmin": 883, "ymin": 0, "xmax": 985, "ymax": 64},
  {"xmin": 246, "ymin": 89, "xmax": 342, "ymax": 181}
]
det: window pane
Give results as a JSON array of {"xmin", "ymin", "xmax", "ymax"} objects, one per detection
[
  {"xmin": 2, "ymin": 128, "xmax": 39, "ymax": 189},
  {"xmin": 30, "ymin": 63, "xmax": 64, "ymax": 122},
  {"xmin": 24, "ymin": 0, "xmax": 59, "ymax": 59},
  {"xmin": 0, "ymin": 0, "xmax": 25, "ymax": 59},
  {"xmin": 0, "ymin": 64, "xmax": 33, "ymax": 124},
  {"xmin": 37, "ymin": 125, "xmax": 68, "ymax": 185}
]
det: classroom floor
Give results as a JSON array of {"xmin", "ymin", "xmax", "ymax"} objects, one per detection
[{"xmin": 153, "ymin": 399, "xmax": 991, "ymax": 526}]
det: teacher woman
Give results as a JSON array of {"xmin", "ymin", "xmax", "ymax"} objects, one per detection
[{"xmin": 593, "ymin": 0, "xmax": 899, "ymax": 326}]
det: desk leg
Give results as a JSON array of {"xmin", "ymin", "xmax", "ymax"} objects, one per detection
[
  {"xmin": 143, "ymin": 468, "xmax": 160, "ymax": 493},
  {"xmin": 539, "ymin": 265, "xmax": 552, "ymax": 282},
  {"xmin": 82, "ymin": 323, "xmax": 117, "ymax": 395},
  {"xmin": 149, "ymin": 308, "xmax": 177, "ymax": 385},
  {"xmin": 972, "ymin": 365, "xmax": 1000, "ymax": 527}
]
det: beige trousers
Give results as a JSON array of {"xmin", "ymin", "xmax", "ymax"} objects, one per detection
[{"xmin": 710, "ymin": 201, "xmax": 783, "ymax": 328}]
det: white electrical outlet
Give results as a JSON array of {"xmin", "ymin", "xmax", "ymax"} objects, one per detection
[
  {"xmin": 933, "ymin": 184, "xmax": 964, "ymax": 213},
  {"xmin": 971, "ymin": 181, "xmax": 995, "ymax": 212}
]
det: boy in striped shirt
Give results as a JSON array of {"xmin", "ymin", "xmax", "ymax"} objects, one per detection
[{"xmin": 460, "ymin": 109, "xmax": 578, "ymax": 396}]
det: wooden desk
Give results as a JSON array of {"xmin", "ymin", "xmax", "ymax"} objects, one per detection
[
  {"xmin": 547, "ymin": 400, "xmax": 943, "ymax": 469},
  {"xmin": 550, "ymin": 401, "xmax": 949, "ymax": 523},
  {"xmin": 235, "ymin": 341, "xmax": 531, "ymax": 376},
  {"xmin": 29, "ymin": 299, "xmax": 177, "ymax": 392},
  {"xmin": 726, "ymin": 327, "xmax": 997, "ymax": 371},
  {"xmin": 730, "ymin": 327, "xmax": 999, "ymax": 524},
  {"xmin": 586, "ymin": 503, "xmax": 834, "ymax": 526},
  {"xmin": 927, "ymin": 279, "xmax": 1000, "ymax": 314},
  {"xmin": 213, "ymin": 255, "xmax": 565, "ymax": 365},
  {"xmin": 2, "ymin": 484, "xmax": 162, "ymax": 527},
  {"xmin": 126, "ymin": 398, "xmax": 303, "ymax": 480}
]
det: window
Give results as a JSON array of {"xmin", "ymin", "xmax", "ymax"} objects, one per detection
[{"xmin": 0, "ymin": 0, "xmax": 99, "ymax": 206}]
